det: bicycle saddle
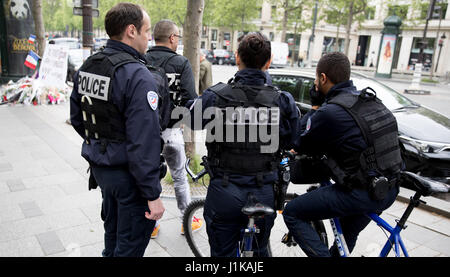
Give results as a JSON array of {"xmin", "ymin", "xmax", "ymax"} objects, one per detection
[
  {"xmin": 241, "ymin": 193, "xmax": 274, "ymax": 217},
  {"xmin": 400, "ymin": 171, "xmax": 450, "ymax": 197}
]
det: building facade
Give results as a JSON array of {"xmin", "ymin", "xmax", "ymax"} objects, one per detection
[{"xmin": 200, "ymin": 0, "xmax": 450, "ymax": 76}]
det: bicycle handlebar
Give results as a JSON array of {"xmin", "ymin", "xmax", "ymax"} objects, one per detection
[{"xmin": 185, "ymin": 158, "xmax": 208, "ymax": 182}]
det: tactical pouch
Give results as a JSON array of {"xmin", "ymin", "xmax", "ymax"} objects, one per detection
[
  {"xmin": 87, "ymin": 167, "xmax": 98, "ymax": 191},
  {"xmin": 369, "ymin": 176, "xmax": 391, "ymax": 201},
  {"xmin": 274, "ymin": 181, "xmax": 288, "ymax": 211}
]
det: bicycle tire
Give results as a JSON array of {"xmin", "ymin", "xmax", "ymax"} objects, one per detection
[
  {"xmin": 269, "ymin": 193, "xmax": 328, "ymax": 257},
  {"xmin": 183, "ymin": 198, "xmax": 209, "ymax": 257}
]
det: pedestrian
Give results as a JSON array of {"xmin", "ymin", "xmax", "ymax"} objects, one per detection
[
  {"xmin": 186, "ymin": 32, "xmax": 301, "ymax": 256},
  {"xmin": 199, "ymin": 50, "xmax": 212, "ymax": 95},
  {"xmin": 69, "ymin": 3, "xmax": 166, "ymax": 257},
  {"xmin": 145, "ymin": 19, "xmax": 201, "ymax": 238},
  {"xmin": 283, "ymin": 52, "xmax": 402, "ymax": 257}
]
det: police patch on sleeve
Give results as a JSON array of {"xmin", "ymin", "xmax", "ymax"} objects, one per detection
[
  {"xmin": 306, "ymin": 117, "xmax": 312, "ymax": 131},
  {"xmin": 147, "ymin": 91, "xmax": 159, "ymax": 110}
]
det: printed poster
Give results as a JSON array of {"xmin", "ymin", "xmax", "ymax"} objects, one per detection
[{"xmin": 377, "ymin": 34, "xmax": 396, "ymax": 75}]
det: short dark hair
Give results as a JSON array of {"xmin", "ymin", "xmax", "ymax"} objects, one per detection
[
  {"xmin": 316, "ymin": 52, "xmax": 351, "ymax": 84},
  {"xmin": 153, "ymin": 19, "xmax": 177, "ymax": 42},
  {"xmin": 105, "ymin": 3, "xmax": 143, "ymax": 39},
  {"xmin": 237, "ymin": 32, "xmax": 271, "ymax": 69}
]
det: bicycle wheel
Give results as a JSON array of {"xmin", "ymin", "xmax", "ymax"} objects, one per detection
[
  {"xmin": 269, "ymin": 193, "xmax": 328, "ymax": 257},
  {"xmin": 183, "ymin": 199, "xmax": 210, "ymax": 257}
]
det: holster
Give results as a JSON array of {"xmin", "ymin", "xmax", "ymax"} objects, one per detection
[{"xmin": 87, "ymin": 166, "xmax": 98, "ymax": 191}]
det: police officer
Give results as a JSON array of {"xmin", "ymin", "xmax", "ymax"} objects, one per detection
[
  {"xmin": 186, "ymin": 32, "xmax": 301, "ymax": 257},
  {"xmin": 283, "ymin": 52, "xmax": 402, "ymax": 257},
  {"xmin": 145, "ymin": 19, "xmax": 199, "ymax": 237},
  {"xmin": 70, "ymin": 3, "xmax": 165, "ymax": 257}
]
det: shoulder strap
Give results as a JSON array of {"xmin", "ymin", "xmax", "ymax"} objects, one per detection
[{"xmin": 158, "ymin": 53, "xmax": 178, "ymax": 71}]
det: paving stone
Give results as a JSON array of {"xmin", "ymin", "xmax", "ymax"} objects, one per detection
[
  {"xmin": 19, "ymin": 201, "xmax": 44, "ymax": 218},
  {"xmin": 36, "ymin": 231, "xmax": 65, "ymax": 256},
  {"xmin": 6, "ymin": 179, "xmax": 26, "ymax": 192},
  {"xmin": 0, "ymin": 236, "xmax": 44, "ymax": 257},
  {"xmin": 424, "ymin": 235, "xmax": 450, "ymax": 256},
  {"xmin": 0, "ymin": 162, "xmax": 13, "ymax": 173}
]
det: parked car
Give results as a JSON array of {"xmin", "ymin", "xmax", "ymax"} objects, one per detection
[
  {"xmin": 227, "ymin": 50, "xmax": 236, "ymax": 66},
  {"xmin": 94, "ymin": 37, "xmax": 108, "ymax": 51},
  {"xmin": 201, "ymin": 49, "xmax": 214, "ymax": 63},
  {"xmin": 212, "ymin": 49, "xmax": 231, "ymax": 65},
  {"xmin": 49, "ymin": 37, "xmax": 80, "ymax": 49},
  {"xmin": 269, "ymin": 68, "xmax": 450, "ymax": 185}
]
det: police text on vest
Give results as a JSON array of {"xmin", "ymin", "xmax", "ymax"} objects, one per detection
[{"xmin": 78, "ymin": 71, "xmax": 110, "ymax": 101}]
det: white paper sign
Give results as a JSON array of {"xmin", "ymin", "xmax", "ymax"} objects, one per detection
[{"xmin": 38, "ymin": 44, "xmax": 69, "ymax": 90}]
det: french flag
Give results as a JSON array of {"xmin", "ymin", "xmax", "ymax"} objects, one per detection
[
  {"xmin": 28, "ymin": 34, "xmax": 36, "ymax": 44},
  {"xmin": 24, "ymin": 50, "xmax": 40, "ymax": 70}
]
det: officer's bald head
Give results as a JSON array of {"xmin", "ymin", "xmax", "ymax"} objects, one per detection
[{"xmin": 153, "ymin": 20, "xmax": 178, "ymax": 42}]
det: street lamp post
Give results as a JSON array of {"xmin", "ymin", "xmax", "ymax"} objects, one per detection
[
  {"xmin": 306, "ymin": 0, "xmax": 318, "ymax": 68},
  {"xmin": 82, "ymin": 0, "xmax": 93, "ymax": 60},
  {"xmin": 435, "ymin": 33, "xmax": 446, "ymax": 73}
]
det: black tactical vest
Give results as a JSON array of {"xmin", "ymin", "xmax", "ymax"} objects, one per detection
[
  {"xmin": 77, "ymin": 51, "xmax": 140, "ymax": 145},
  {"xmin": 328, "ymin": 87, "xmax": 403, "ymax": 179},
  {"xmin": 206, "ymin": 82, "xmax": 282, "ymax": 176}
]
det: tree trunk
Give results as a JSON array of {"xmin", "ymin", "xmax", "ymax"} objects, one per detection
[
  {"xmin": 344, "ymin": 0, "xmax": 354, "ymax": 56},
  {"xmin": 334, "ymin": 23, "xmax": 341, "ymax": 52},
  {"xmin": 32, "ymin": 0, "xmax": 46, "ymax": 57},
  {"xmin": 183, "ymin": 0, "xmax": 204, "ymax": 158},
  {"xmin": 281, "ymin": 0, "xmax": 289, "ymax": 43}
]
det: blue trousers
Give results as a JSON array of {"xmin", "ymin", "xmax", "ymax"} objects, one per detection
[
  {"xmin": 204, "ymin": 178, "xmax": 276, "ymax": 257},
  {"xmin": 283, "ymin": 184, "xmax": 399, "ymax": 257},
  {"xmin": 91, "ymin": 166, "xmax": 156, "ymax": 257}
]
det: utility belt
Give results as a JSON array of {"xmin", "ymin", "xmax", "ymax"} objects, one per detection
[{"xmin": 325, "ymin": 157, "xmax": 398, "ymax": 201}]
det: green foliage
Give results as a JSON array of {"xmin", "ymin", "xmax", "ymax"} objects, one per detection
[{"xmin": 41, "ymin": 0, "xmax": 263, "ymax": 34}]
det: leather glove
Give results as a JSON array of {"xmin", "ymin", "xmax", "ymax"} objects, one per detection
[{"xmin": 309, "ymin": 85, "xmax": 325, "ymax": 106}]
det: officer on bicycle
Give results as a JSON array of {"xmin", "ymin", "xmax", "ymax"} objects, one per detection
[
  {"xmin": 186, "ymin": 32, "xmax": 300, "ymax": 257},
  {"xmin": 283, "ymin": 52, "xmax": 402, "ymax": 257},
  {"xmin": 70, "ymin": 3, "xmax": 166, "ymax": 257}
]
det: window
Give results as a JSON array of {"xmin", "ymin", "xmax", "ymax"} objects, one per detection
[
  {"xmin": 322, "ymin": 37, "xmax": 344, "ymax": 54},
  {"xmin": 365, "ymin": 6, "xmax": 375, "ymax": 20},
  {"xmin": 271, "ymin": 5, "xmax": 277, "ymax": 20},
  {"xmin": 271, "ymin": 75, "xmax": 314, "ymax": 104},
  {"xmin": 211, "ymin": 29, "xmax": 217, "ymax": 41}
]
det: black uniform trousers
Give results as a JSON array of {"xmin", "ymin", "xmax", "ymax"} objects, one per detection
[
  {"xmin": 204, "ymin": 177, "xmax": 276, "ymax": 257},
  {"xmin": 91, "ymin": 166, "xmax": 156, "ymax": 257}
]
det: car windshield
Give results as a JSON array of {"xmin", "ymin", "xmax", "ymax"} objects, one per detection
[{"xmin": 351, "ymin": 77, "xmax": 417, "ymax": 111}]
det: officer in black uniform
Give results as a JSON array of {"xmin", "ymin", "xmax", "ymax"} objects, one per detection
[
  {"xmin": 145, "ymin": 19, "xmax": 198, "ymax": 236},
  {"xmin": 70, "ymin": 3, "xmax": 166, "ymax": 257},
  {"xmin": 283, "ymin": 52, "xmax": 402, "ymax": 257},
  {"xmin": 186, "ymin": 32, "xmax": 301, "ymax": 257}
]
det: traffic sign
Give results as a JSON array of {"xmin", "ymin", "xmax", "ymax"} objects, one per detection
[
  {"xmin": 73, "ymin": 7, "xmax": 99, "ymax": 17},
  {"xmin": 73, "ymin": 0, "xmax": 98, "ymax": 9}
]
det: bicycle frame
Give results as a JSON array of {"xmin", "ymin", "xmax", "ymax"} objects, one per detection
[
  {"xmin": 322, "ymin": 180, "xmax": 408, "ymax": 257},
  {"xmin": 367, "ymin": 213, "xmax": 409, "ymax": 257}
]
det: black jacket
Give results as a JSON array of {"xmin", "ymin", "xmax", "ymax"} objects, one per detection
[{"xmin": 145, "ymin": 46, "xmax": 197, "ymax": 107}]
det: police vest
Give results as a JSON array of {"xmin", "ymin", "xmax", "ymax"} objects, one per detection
[
  {"xmin": 206, "ymin": 82, "xmax": 282, "ymax": 177},
  {"xmin": 148, "ymin": 53, "xmax": 182, "ymax": 107},
  {"xmin": 328, "ymin": 87, "xmax": 403, "ymax": 180},
  {"xmin": 77, "ymin": 50, "xmax": 146, "ymax": 145}
]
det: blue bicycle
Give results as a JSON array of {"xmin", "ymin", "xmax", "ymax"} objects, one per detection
[
  {"xmin": 321, "ymin": 171, "xmax": 449, "ymax": 257},
  {"xmin": 183, "ymin": 156, "xmax": 449, "ymax": 257}
]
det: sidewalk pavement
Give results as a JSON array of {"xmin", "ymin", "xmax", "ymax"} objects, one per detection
[{"xmin": 0, "ymin": 103, "xmax": 449, "ymax": 257}]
